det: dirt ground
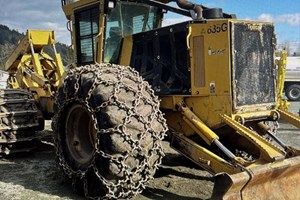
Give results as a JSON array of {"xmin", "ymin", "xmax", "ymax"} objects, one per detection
[{"xmin": 0, "ymin": 102, "xmax": 299, "ymax": 200}]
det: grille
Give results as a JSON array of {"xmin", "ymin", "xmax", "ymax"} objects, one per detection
[
  {"xmin": 130, "ymin": 22, "xmax": 191, "ymax": 95},
  {"xmin": 232, "ymin": 22, "xmax": 276, "ymax": 108}
]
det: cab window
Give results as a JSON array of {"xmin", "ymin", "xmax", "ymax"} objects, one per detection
[
  {"xmin": 104, "ymin": 2, "xmax": 161, "ymax": 63},
  {"xmin": 75, "ymin": 5, "xmax": 99, "ymax": 65}
]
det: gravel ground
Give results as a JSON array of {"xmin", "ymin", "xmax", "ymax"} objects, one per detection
[{"xmin": 0, "ymin": 102, "xmax": 299, "ymax": 200}]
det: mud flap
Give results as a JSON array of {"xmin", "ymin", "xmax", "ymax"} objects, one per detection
[{"xmin": 212, "ymin": 156, "xmax": 300, "ymax": 200}]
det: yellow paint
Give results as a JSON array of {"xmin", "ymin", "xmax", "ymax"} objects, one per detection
[
  {"xmin": 119, "ymin": 36, "xmax": 133, "ymax": 66},
  {"xmin": 59, "ymin": 2, "xmax": 300, "ymax": 191},
  {"xmin": 180, "ymin": 104, "xmax": 219, "ymax": 145},
  {"xmin": 276, "ymin": 51, "xmax": 290, "ymax": 110},
  {"xmin": 5, "ymin": 30, "xmax": 65, "ymax": 114}
]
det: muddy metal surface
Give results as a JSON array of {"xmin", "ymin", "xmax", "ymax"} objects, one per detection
[{"xmin": 0, "ymin": 102, "xmax": 299, "ymax": 200}]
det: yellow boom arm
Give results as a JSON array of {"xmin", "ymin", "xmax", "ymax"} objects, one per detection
[{"xmin": 5, "ymin": 30, "xmax": 65, "ymax": 115}]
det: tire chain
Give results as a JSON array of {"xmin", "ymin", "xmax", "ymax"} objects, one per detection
[{"xmin": 53, "ymin": 63, "xmax": 168, "ymax": 199}]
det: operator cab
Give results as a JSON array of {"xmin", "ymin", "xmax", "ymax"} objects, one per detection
[
  {"xmin": 62, "ymin": 0, "xmax": 163, "ymax": 66},
  {"xmin": 103, "ymin": 2, "xmax": 161, "ymax": 63}
]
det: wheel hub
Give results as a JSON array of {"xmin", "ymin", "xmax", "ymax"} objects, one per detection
[
  {"xmin": 65, "ymin": 104, "xmax": 96, "ymax": 168},
  {"xmin": 290, "ymin": 88, "xmax": 300, "ymax": 99}
]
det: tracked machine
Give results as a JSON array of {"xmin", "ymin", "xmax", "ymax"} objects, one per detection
[
  {"xmin": 0, "ymin": 30, "xmax": 65, "ymax": 155},
  {"xmin": 3, "ymin": 0, "xmax": 300, "ymax": 199}
]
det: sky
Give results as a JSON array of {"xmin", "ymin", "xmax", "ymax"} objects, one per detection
[{"xmin": 0, "ymin": 0, "xmax": 299, "ymax": 50}]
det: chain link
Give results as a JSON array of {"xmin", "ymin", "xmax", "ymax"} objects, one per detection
[{"xmin": 53, "ymin": 63, "xmax": 168, "ymax": 199}]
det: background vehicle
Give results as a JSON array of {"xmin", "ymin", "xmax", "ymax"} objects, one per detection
[
  {"xmin": 3, "ymin": 0, "xmax": 300, "ymax": 199},
  {"xmin": 1, "ymin": 30, "xmax": 65, "ymax": 155},
  {"xmin": 284, "ymin": 57, "xmax": 300, "ymax": 101},
  {"xmin": 285, "ymin": 68, "xmax": 300, "ymax": 101}
]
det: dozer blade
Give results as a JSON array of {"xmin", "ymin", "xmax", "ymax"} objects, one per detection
[{"xmin": 212, "ymin": 156, "xmax": 300, "ymax": 200}]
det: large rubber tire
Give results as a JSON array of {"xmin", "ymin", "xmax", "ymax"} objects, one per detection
[
  {"xmin": 53, "ymin": 64, "xmax": 167, "ymax": 199},
  {"xmin": 286, "ymin": 84, "xmax": 300, "ymax": 101}
]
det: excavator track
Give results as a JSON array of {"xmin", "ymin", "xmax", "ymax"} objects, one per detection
[{"xmin": 0, "ymin": 89, "xmax": 40, "ymax": 156}]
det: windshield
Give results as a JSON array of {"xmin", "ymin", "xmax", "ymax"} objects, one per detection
[{"xmin": 104, "ymin": 2, "xmax": 161, "ymax": 63}]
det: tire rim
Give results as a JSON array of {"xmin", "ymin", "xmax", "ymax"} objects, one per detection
[
  {"xmin": 65, "ymin": 104, "xmax": 96, "ymax": 168},
  {"xmin": 290, "ymin": 88, "xmax": 300, "ymax": 99}
]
